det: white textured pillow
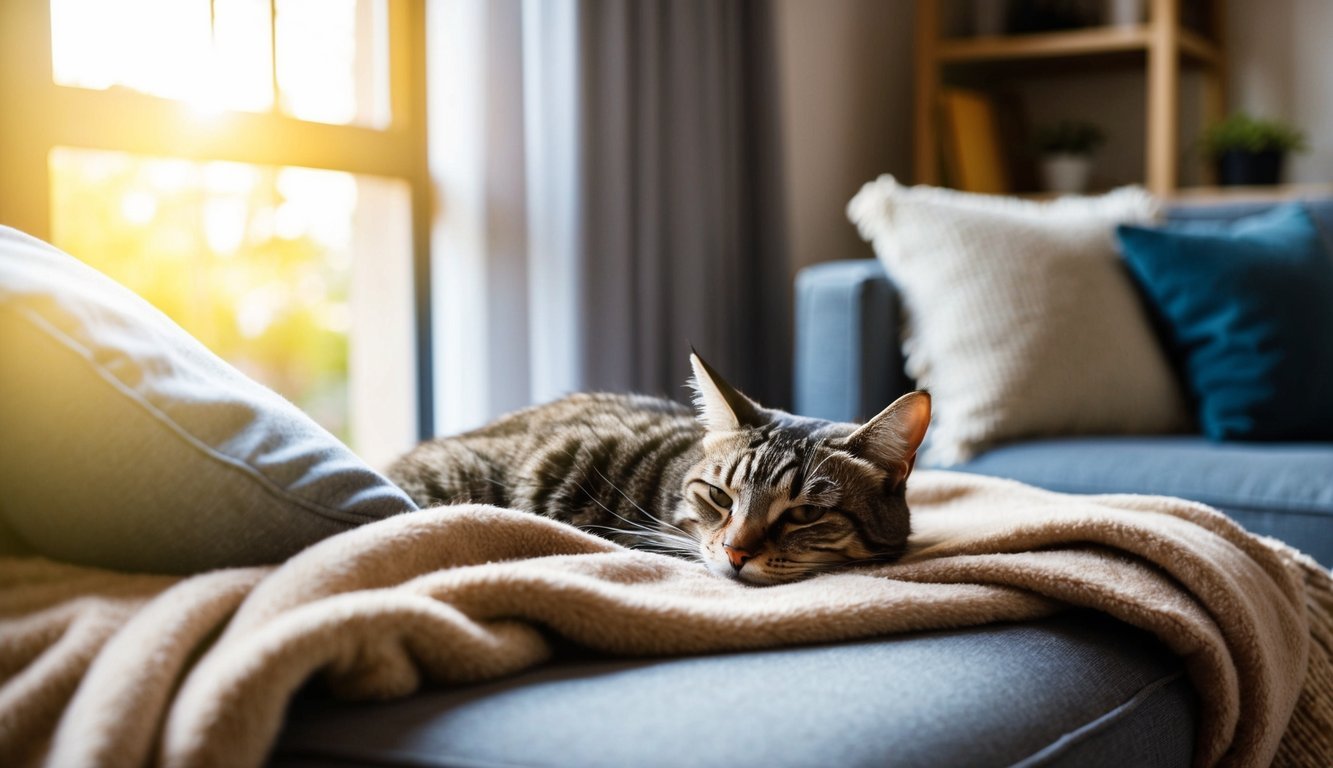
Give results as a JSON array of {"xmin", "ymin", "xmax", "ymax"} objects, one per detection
[{"xmin": 847, "ymin": 176, "xmax": 1188, "ymax": 466}]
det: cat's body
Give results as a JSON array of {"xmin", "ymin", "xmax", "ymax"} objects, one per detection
[
  {"xmin": 390, "ymin": 392, "xmax": 707, "ymax": 551},
  {"xmin": 388, "ymin": 354, "xmax": 930, "ymax": 585}
]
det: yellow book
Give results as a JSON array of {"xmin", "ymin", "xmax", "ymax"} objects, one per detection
[{"xmin": 939, "ymin": 88, "xmax": 1010, "ymax": 194}]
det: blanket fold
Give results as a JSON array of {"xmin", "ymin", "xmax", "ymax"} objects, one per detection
[{"xmin": 2, "ymin": 470, "xmax": 1330, "ymax": 767}]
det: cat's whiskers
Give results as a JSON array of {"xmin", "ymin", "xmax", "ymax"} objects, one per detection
[
  {"xmin": 808, "ymin": 449, "xmax": 836, "ymax": 479},
  {"xmin": 578, "ymin": 517, "xmax": 684, "ymax": 544},
  {"xmin": 600, "ymin": 520, "xmax": 699, "ymax": 552},
  {"xmin": 801, "ymin": 448, "xmax": 840, "ymax": 496},
  {"xmin": 586, "ymin": 464, "xmax": 692, "ymax": 538},
  {"xmin": 465, "ymin": 459, "xmax": 657, "ymax": 541},
  {"xmin": 579, "ymin": 525, "xmax": 701, "ymax": 561},
  {"xmin": 539, "ymin": 444, "xmax": 698, "ymax": 550},
  {"xmin": 802, "ymin": 555, "xmax": 896, "ymax": 573},
  {"xmin": 555, "ymin": 466, "xmax": 688, "ymax": 550}
]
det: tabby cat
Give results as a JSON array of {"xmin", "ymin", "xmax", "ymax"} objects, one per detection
[{"xmin": 388, "ymin": 354, "xmax": 931, "ymax": 585}]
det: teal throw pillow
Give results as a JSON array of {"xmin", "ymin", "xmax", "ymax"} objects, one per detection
[{"xmin": 1116, "ymin": 203, "xmax": 1333, "ymax": 441}]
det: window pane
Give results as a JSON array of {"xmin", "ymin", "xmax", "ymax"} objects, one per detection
[
  {"xmin": 50, "ymin": 0, "xmax": 273, "ymax": 114},
  {"xmin": 212, "ymin": 0, "xmax": 277, "ymax": 113},
  {"xmin": 275, "ymin": 0, "xmax": 391, "ymax": 127},
  {"xmin": 50, "ymin": 0, "xmax": 390, "ymax": 127},
  {"xmin": 48, "ymin": 148, "xmax": 416, "ymax": 467}
]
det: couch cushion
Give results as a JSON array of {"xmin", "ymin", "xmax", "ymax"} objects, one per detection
[
  {"xmin": 794, "ymin": 259, "xmax": 911, "ymax": 423},
  {"xmin": 1166, "ymin": 198, "xmax": 1333, "ymax": 236},
  {"xmin": 1117, "ymin": 203, "xmax": 1333, "ymax": 441},
  {"xmin": 0, "ymin": 226, "xmax": 417, "ymax": 573},
  {"xmin": 271, "ymin": 610, "xmax": 1194, "ymax": 768},
  {"xmin": 957, "ymin": 436, "xmax": 1333, "ymax": 566}
]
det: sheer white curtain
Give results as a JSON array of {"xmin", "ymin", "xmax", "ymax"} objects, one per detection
[{"xmin": 427, "ymin": 0, "xmax": 787, "ymax": 436}]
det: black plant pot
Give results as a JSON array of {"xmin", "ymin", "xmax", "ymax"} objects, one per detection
[{"xmin": 1216, "ymin": 150, "xmax": 1284, "ymax": 186}]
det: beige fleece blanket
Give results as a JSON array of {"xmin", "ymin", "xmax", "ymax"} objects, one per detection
[{"xmin": 1, "ymin": 471, "xmax": 1330, "ymax": 768}]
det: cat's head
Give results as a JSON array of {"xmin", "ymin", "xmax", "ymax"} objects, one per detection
[{"xmin": 676, "ymin": 353, "xmax": 930, "ymax": 585}]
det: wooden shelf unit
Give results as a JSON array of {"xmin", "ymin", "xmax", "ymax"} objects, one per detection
[{"xmin": 914, "ymin": 0, "xmax": 1227, "ymax": 195}]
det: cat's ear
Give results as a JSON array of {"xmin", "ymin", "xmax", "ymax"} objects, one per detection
[
  {"xmin": 689, "ymin": 352, "xmax": 764, "ymax": 432},
  {"xmin": 844, "ymin": 391, "xmax": 931, "ymax": 479}
]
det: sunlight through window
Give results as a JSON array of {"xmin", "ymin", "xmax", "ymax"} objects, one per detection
[
  {"xmin": 40, "ymin": 0, "xmax": 415, "ymax": 465},
  {"xmin": 49, "ymin": 149, "xmax": 415, "ymax": 466},
  {"xmin": 277, "ymin": 0, "xmax": 391, "ymax": 127},
  {"xmin": 49, "ymin": 0, "xmax": 390, "ymax": 127}
]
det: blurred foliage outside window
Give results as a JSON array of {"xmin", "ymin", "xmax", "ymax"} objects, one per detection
[
  {"xmin": 50, "ymin": 149, "xmax": 358, "ymax": 439},
  {"xmin": 42, "ymin": 0, "xmax": 407, "ymax": 454}
]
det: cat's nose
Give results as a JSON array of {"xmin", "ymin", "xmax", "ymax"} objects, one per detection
[{"xmin": 723, "ymin": 543, "xmax": 753, "ymax": 571}]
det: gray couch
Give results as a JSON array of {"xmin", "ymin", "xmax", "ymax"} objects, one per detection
[
  {"xmin": 263, "ymin": 200, "xmax": 1333, "ymax": 768},
  {"xmin": 273, "ymin": 609, "xmax": 1193, "ymax": 767},
  {"xmin": 7, "ymin": 199, "xmax": 1312, "ymax": 767}
]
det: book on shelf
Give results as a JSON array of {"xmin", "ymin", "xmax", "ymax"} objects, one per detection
[{"xmin": 938, "ymin": 87, "xmax": 1009, "ymax": 194}]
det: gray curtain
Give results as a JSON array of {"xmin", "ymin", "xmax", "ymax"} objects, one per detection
[
  {"xmin": 428, "ymin": 0, "xmax": 789, "ymax": 434},
  {"xmin": 572, "ymin": 0, "xmax": 790, "ymax": 406}
]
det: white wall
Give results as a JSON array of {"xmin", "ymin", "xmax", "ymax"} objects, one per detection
[
  {"xmin": 1228, "ymin": 0, "xmax": 1333, "ymax": 183},
  {"xmin": 773, "ymin": 0, "xmax": 915, "ymax": 272}
]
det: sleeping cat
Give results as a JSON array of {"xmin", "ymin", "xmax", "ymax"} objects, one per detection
[{"xmin": 387, "ymin": 353, "xmax": 930, "ymax": 585}]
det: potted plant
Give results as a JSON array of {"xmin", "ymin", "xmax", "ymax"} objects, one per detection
[
  {"xmin": 1198, "ymin": 113, "xmax": 1307, "ymax": 186},
  {"xmin": 1033, "ymin": 120, "xmax": 1106, "ymax": 194}
]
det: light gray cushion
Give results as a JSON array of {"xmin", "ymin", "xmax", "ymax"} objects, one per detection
[
  {"xmin": 957, "ymin": 436, "xmax": 1333, "ymax": 567},
  {"xmin": 0, "ymin": 226, "xmax": 416, "ymax": 573},
  {"xmin": 271, "ymin": 611, "xmax": 1195, "ymax": 768}
]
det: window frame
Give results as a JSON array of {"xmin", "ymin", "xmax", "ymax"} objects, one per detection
[{"xmin": 0, "ymin": 0, "xmax": 434, "ymax": 438}]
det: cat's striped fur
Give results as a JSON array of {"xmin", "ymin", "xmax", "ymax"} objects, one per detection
[{"xmin": 388, "ymin": 354, "xmax": 931, "ymax": 585}]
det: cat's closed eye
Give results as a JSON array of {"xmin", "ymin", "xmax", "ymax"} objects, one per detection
[
  {"xmin": 786, "ymin": 505, "xmax": 825, "ymax": 525},
  {"xmin": 708, "ymin": 484, "xmax": 733, "ymax": 510}
]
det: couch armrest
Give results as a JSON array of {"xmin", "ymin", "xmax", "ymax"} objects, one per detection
[{"xmin": 793, "ymin": 259, "xmax": 910, "ymax": 422}]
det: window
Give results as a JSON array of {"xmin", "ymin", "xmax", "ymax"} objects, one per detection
[
  {"xmin": 49, "ymin": 0, "xmax": 391, "ymax": 127},
  {"xmin": 0, "ymin": 0, "xmax": 430, "ymax": 468}
]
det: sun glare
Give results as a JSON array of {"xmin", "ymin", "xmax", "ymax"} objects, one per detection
[
  {"xmin": 50, "ymin": 0, "xmax": 269, "ymax": 114},
  {"xmin": 49, "ymin": 0, "xmax": 389, "ymax": 127}
]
